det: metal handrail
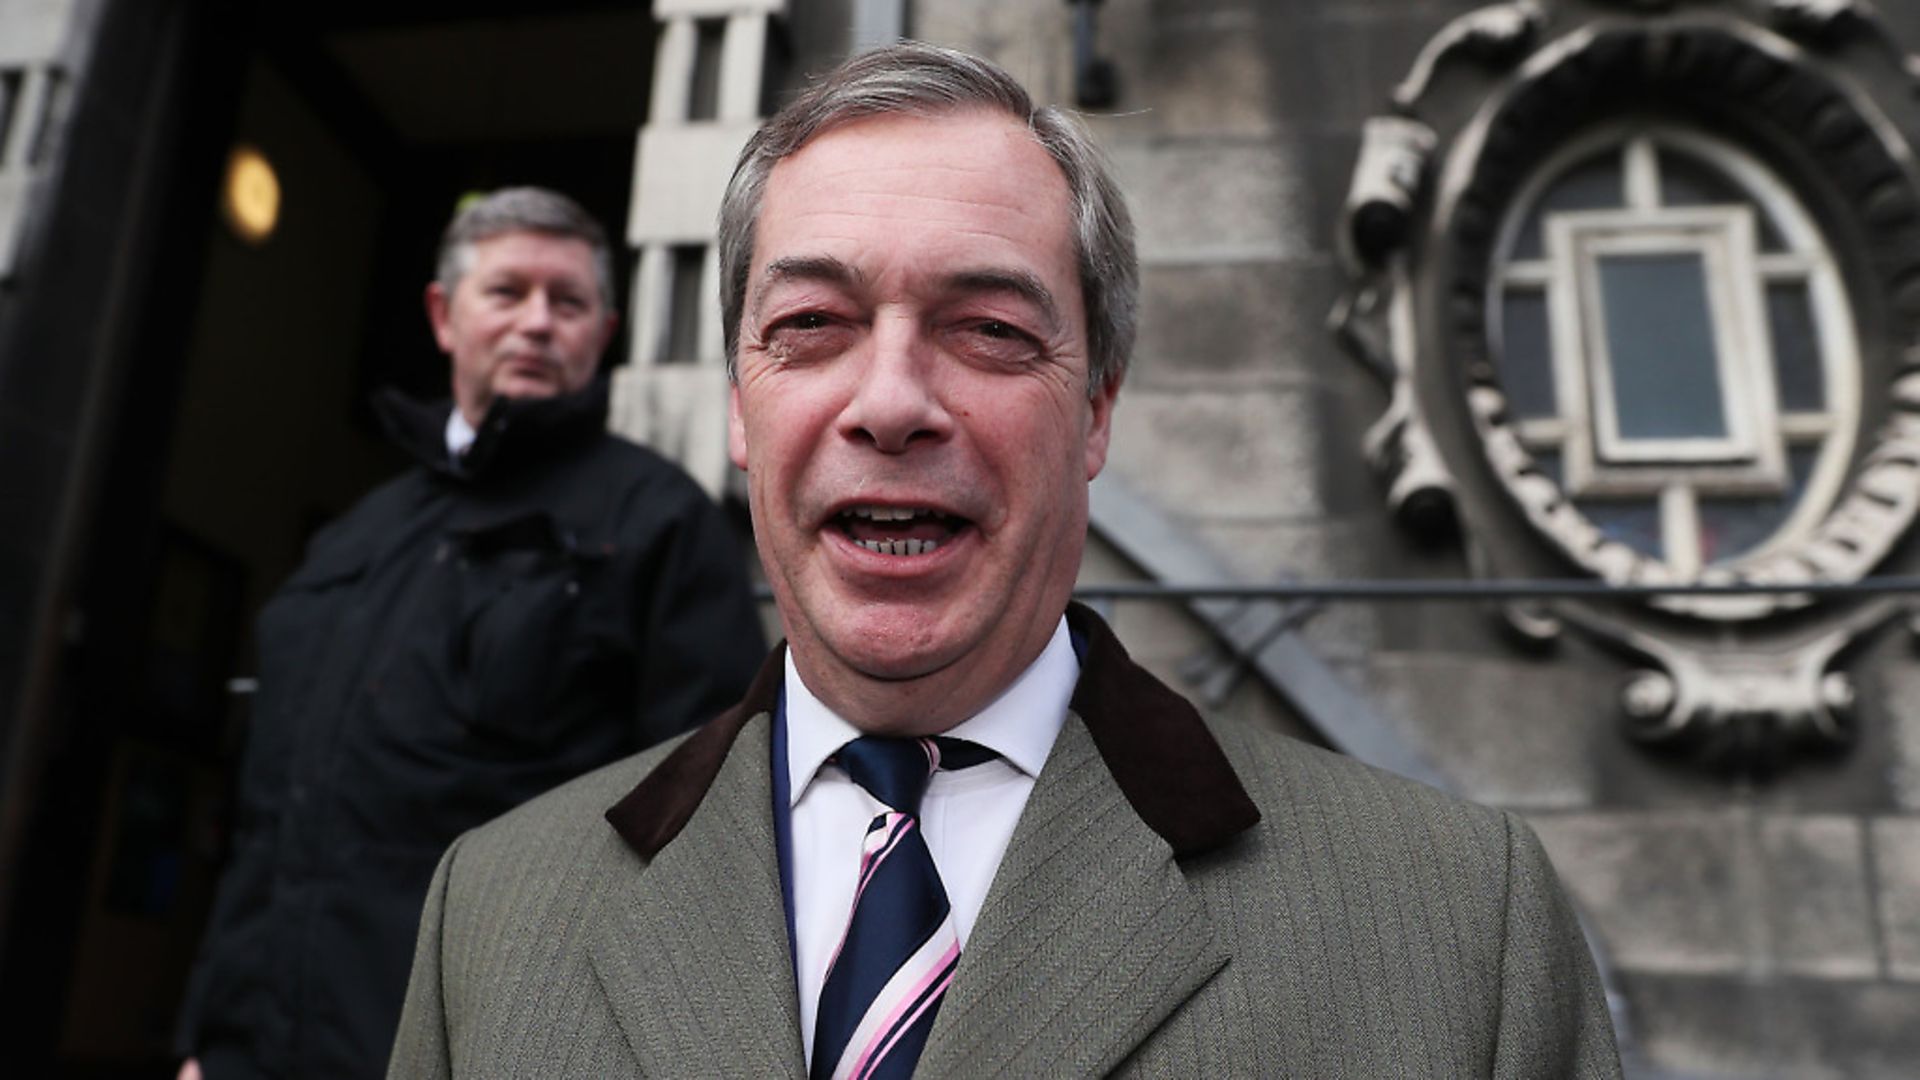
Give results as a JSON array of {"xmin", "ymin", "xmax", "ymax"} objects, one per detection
[
  {"xmin": 1068, "ymin": 576, "xmax": 1920, "ymax": 601},
  {"xmin": 751, "ymin": 574, "xmax": 1920, "ymax": 603}
]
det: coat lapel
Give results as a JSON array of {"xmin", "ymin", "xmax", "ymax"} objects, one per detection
[
  {"xmin": 915, "ymin": 713, "xmax": 1228, "ymax": 1077},
  {"xmin": 582, "ymin": 610, "xmax": 1258, "ymax": 1078},
  {"xmin": 585, "ymin": 711, "xmax": 806, "ymax": 1078}
]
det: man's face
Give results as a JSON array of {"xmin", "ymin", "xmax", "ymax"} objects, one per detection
[
  {"xmin": 427, "ymin": 230, "xmax": 616, "ymax": 424},
  {"xmin": 729, "ymin": 109, "xmax": 1118, "ymax": 734}
]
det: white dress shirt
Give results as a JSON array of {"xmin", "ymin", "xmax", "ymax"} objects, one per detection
[
  {"xmin": 445, "ymin": 407, "xmax": 476, "ymax": 460},
  {"xmin": 784, "ymin": 616, "xmax": 1077, "ymax": 1064}
]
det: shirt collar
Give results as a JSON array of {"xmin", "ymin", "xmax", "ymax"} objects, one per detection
[
  {"xmin": 784, "ymin": 616, "xmax": 1078, "ymax": 808},
  {"xmin": 445, "ymin": 407, "xmax": 477, "ymax": 461}
]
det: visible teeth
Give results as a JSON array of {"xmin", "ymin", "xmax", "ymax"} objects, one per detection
[
  {"xmin": 855, "ymin": 538, "xmax": 941, "ymax": 556},
  {"xmin": 848, "ymin": 506, "xmax": 935, "ymax": 522}
]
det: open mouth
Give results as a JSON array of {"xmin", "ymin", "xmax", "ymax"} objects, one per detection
[{"xmin": 834, "ymin": 505, "xmax": 971, "ymax": 557}]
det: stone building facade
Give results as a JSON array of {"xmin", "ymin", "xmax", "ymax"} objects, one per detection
[{"xmin": 977, "ymin": 3, "xmax": 1920, "ymax": 1075}]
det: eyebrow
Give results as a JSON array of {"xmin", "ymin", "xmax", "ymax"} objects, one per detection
[
  {"xmin": 753, "ymin": 257, "xmax": 1062, "ymax": 334},
  {"xmin": 751, "ymin": 256, "xmax": 864, "ymax": 320},
  {"xmin": 940, "ymin": 268, "xmax": 1062, "ymax": 335}
]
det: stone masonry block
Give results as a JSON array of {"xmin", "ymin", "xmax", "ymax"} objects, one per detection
[
  {"xmin": 1107, "ymin": 139, "xmax": 1318, "ymax": 264},
  {"xmin": 628, "ymin": 123, "xmax": 758, "ymax": 245},
  {"xmin": 1355, "ymin": 656, "xmax": 1607, "ymax": 807},
  {"xmin": 1131, "ymin": 258, "xmax": 1345, "ymax": 385},
  {"xmin": 1875, "ymin": 663, "xmax": 1920, "ymax": 812},
  {"xmin": 1756, "ymin": 816, "xmax": 1877, "ymax": 979},
  {"xmin": 914, "ymin": 1, "xmax": 1072, "ymax": 104},
  {"xmin": 1620, "ymin": 971, "xmax": 1920, "ymax": 1079},
  {"xmin": 1309, "ymin": 5, "xmax": 1462, "ymax": 133},
  {"xmin": 1185, "ymin": 518, "xmax": 1400, "ymax": 593},
  {"xmin": 1526, "ymin": 813, "xmax": 1749, "ymax": 976},
  {"xmin": 1093, "ymin": 4, "xmax": 1288, "ymax": 140},
  {"xmin": 1106, "ymin": 388, "xmax": 1329, "ymax": 521},
  {"xmin": 1872, "ymin": 816, "xmax": 1920, "ymax": 981}
]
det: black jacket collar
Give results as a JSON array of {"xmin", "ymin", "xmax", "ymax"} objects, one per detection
[
  {"xmin": 606, "ymin": 602, "xmax": 1261, "ymax": 860},
  {"xmin": 373, "ymin": 377, "xmax": 612, "ymax": 480}
]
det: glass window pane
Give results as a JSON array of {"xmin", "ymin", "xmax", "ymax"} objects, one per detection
[
  {"xmin": 1496, "ymin": 288, "xmax": 1556, "ymax": 418},
  {"xmin": 1513, "ymin": 153, "xmax": 1623, "ymax": 260},
  {"xmin": 1598, "ymin": 252, "xmax": 1729, "ymax": 442},
  {"xmin": 1573, "ymin": 499, "xmax": 1664, "ymax": 560},
  {"xmin": 1696, "ymin": 447, "xmax": 1817, "ymax": 564},
  {"xmin": 1767, "ymin": 282, "xmax": 1824, "ymax": 412},
  {"xmin": 1659, "ymin": 149, "xmax": 1786, "ymax": 252}
]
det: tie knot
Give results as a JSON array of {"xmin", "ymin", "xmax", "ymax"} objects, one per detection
[{"xmin": 835, "ymin": 735, "xmax": 995, "ymax": 814}]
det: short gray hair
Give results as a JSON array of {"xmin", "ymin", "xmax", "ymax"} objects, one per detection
[
  {"xmin": 717, "ymin": 41, "xmax": 1136, "ymax": 396},
  {"xmin": 435, "ymin": 186, "xmax": 616, "ymax": 308}
]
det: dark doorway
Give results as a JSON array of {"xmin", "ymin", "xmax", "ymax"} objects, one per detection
[{"xmin": 1, "ymin": 2, "xmax": 655, "ymax": 1074}]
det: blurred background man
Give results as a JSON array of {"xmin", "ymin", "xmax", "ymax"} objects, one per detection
[{"xmin": 173, "ymin": 187, "xmax": 764, "ymax": 1080}]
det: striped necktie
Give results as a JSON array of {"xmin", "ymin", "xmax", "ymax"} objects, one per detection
[{"xmin": 810, "ymin": 735, "xmax": 996, "ymax": 1080}]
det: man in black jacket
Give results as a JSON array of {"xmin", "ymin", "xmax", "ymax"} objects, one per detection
[{"xmin": 173, "ymin": 188, "xmax": 766, "ymax": 1080}]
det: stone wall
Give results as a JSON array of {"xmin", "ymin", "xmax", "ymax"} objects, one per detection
[{"xmin": 909, "ymin": 1, "xmax": 1920, "ymax": 1075}]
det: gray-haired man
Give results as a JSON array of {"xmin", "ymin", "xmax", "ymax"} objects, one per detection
[
  {"xmin": 174, "ymin": 188, "xmax": 765, "ymax": 1080},
  {"xmin": 390, "ymin": 49, "xmax": 1620, "ymax": 1079}
]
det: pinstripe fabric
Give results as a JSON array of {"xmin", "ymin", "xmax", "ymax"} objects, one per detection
[
  {"xmin": 390, "ymin": 635, "xmax": 1620, "ymax": 1078},
  {"xmin": 389, "ymin": 717, "xmax": 806, "ymax": 1079},
  {"xmin": 914, "ymin": 713, "xmax": 1226, "ymax": 1077}
]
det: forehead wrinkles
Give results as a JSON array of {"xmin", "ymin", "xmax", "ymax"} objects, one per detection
[
  {"xmin": 773, "ymin": 146, "xmax": 1067, "ymax": 230},
  {"xmin": 765, "ymin": 111, "xmax": 1069, "ymax": 222},
  {"xmin": 759, "ymin": 154, "xmax": 1072, "ymax": 264}
]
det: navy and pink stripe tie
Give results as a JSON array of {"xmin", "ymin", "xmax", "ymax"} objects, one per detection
[{"xmin": 811, "ymin": 735, "xmax": 996, "ymax": 1080}]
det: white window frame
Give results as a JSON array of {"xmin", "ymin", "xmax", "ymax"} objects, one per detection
[{"xmin": 1548, "ymin": 205, "xmax": 1786, "ymax": 494}]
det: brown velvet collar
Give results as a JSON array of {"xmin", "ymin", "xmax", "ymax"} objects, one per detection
[{"xmin": 604, "ymin": 602, "xmax": 1261, "ymax": 860}]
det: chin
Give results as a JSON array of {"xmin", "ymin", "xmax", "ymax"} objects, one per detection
[
  {"xmin": 495, "ymin": 375, "xmax": 559, "ymax": 399},
  {"xmin": 824, "ymin": 612, "xmax": 963, "ymax": 682}
]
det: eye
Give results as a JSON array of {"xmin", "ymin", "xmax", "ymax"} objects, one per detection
[
  {"xmin": 762, "ymin": 310, "xmax": 843, "ymax": 342},
  {"xmin": 943, "ymin": 317, "xmax": 1044, "ymax": 370},
  {"xmin": 759, "ymin": 309, "xmax": 857, "ymax": 364},
  {"xmin": 968, "ymin": 317, "xmax": 1043, "ymax": 343},
  {"xmin": 960, "ymin": 318, "xmax": 1041, "ymax": 351},
  {"xmin": 779, "ymin": 312, "xmax": 832, "ymax": 332}
]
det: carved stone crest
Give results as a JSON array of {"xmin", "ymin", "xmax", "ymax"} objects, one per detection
[{"xmin": 1333, "ymin": 0, "xmax": 1920, "ymax": 770}]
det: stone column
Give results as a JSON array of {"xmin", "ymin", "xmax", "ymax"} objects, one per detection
[
  {"xmin": 0, "ymin": 0, "xmax": 89, "ymax": 282},
  {"xmin": 611, "ymin": 0, "xmax": 786, "ymax": 499}
]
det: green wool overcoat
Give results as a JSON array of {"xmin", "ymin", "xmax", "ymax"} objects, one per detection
[{"xmin": 389, "ymin": 606, "xmax": 1621, "ymax": 1078}]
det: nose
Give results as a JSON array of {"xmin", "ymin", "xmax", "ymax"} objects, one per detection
[
  {"xmin": 517, "ymin": 289, "xmax": 556, "ymax": 337},
  {"xmin": 839, "ymin": 320, "xmax": 951, "ymax": 454}
]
